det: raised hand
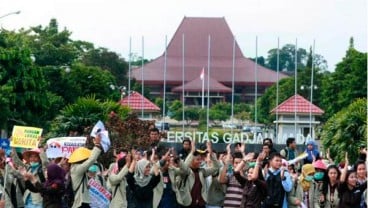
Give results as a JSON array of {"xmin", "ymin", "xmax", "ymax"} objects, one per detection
[
  {"xmin": 150, "ymin": 148, "xmax": 156, "ymax": 162},
  {"xmin": 239, "ymin": 143, "xmax": 246, "ymax": 153},
  {"xmin": 191, "ymin": 139, "xmax": 196, "ymax": 153},
  {"xmin": 126, "ymin": 152, "xmax": 132, "ymax": 165},
  {"xmin": 344, "ymin": 152, "xmax": 349, "ymax": 165},
  {"xmin": 206, "ymin": 141, "xmax": 213, "ymax": 154},
  {"xmin": 257, "ymin": 152, "xmax": 266, "ymax": 162},
  {"xmin": 226, "ymin": 144, "xmax": 231, "ymax": 154}
]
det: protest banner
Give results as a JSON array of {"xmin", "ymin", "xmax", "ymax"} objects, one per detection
[
  {"xmin": 46, "ymin": 137, "xmax": 87, "ymax": 158},
  {"xmin": 10, "ymin": 126, "xmax": 43, "ymax": 148},
  {"xmin": 88, "ymin": 178, "xmax": 111, "ymax": 208}
]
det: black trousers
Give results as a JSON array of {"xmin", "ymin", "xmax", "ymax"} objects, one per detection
[{"xmin": 79, "ymin": 203, "xmax": 91, "ymax": 208}]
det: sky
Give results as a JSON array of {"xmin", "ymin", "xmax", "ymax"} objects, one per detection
[{"xmin": 1, "ymin": 0, "xmax": 367, "ymax": 71}]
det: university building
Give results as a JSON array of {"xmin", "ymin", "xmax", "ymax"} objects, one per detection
[{"xmin": 132, "ymin": 17, "xmax": 288, "ymax": 105}]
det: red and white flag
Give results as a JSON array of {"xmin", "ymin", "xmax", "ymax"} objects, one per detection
[{"xmin": 200, "ymin": 67, "xmax": 205, "ymax": 80}]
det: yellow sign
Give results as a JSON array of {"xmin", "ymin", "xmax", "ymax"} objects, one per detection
[{"xmin": 10, "ymin": 126, "xmax": 43, "ymax": 148}]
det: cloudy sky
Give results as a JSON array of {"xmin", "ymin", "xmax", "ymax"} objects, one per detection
[{"xmin": 1, "ymin": 0, "xmax": 367, "ymax": 71}]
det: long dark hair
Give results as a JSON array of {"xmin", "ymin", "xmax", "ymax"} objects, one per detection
[{"xmin": 322, "ymin": 165, "xmax": 341, "ymax": 195}]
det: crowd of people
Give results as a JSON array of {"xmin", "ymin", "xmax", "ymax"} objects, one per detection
[{"xmin": 0, "ymin": 128, "xmax": 366, "ymax": 208}]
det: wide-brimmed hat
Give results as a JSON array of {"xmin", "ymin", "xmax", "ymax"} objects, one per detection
[
  {"xmin": 22, "ymin": 148, "xmax": 41, "ymax": 163},
  {"xmin": 68, "ymin": 147, "xmax": 91, "ymax": 163},
  {"xmin": 313, "ymin": 159, "xmax": 327, "ymax": 170}
]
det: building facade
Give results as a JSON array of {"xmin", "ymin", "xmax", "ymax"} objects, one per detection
[{"xmin": 132, "ymin": 17, "xmax": 288, "ymax": 105}]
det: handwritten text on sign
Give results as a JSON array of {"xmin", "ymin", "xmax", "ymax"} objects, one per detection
[{"xmin": 11, "ymin": 126, "xmax": 43, "ymax": 148}]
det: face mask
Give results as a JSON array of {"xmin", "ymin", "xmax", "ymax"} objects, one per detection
[
  {"xmin": 30, "ymin": 162, "xmax": 39, "ymax": 168},
  {"xmin": 247, "ymin": 162, "xmax": 256, "ymax": 168},
  {"xmin": 314, "ymin": 172, "xmax": 324, "ymax": 180},
  {"xmin": 305, "ymin": 175, "xmax": 314, "ymax": 182}
]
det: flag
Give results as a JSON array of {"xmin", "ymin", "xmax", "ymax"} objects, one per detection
[{"xmin": 200, "ymin": 67, "xmax": 204, "ymax": 80}]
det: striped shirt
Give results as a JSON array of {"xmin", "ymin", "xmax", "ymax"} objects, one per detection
[{"xmin": 223, "ymin": 174, "xmax": 243, "ymax": 208}]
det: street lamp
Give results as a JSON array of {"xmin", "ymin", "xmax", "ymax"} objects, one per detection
[
  {"xmin": 0, "ymin": 10, "xmax": 21, "ymax": 20},
  {"xmin": 300, "ymin": 84, "xmax": 318, "ymax": 138},
  {"xmin": 300, "ymin": 85, "xmax": 318, "ymax": 90},
  {"xmin": 109, "ymin": 84, "xmax": 127, "ymax": 100}
]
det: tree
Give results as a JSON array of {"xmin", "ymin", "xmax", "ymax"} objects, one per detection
[
  {"xmin": 321, "ymin": 98, "xmax": 367, "ymax": 163},
  {"xmin": 80, "ymin": 47, "xmax": 128, "ymax": 86},
  {"xmin": 154, "ymin": 97, "xmax": 169, "ymax": 116},
  {"xmin": 0, "ymin": 30, "xmax": 53, "ymax": 132},
  {"xmin": 48, "ymin": 95, "xmax": 130, "ymax": 137},
  {"xmin": 320, "ymin": 38, "xmax": 367, "ymax": 119},
  {"xmin": 60, "ymin": 63, "xmax": 119, "ymax": 103},
  {"xmin": 28, "ymin": 19, "xmax": 79, "ymax": 66},
  {"xmin": 255, "ymin": 78, "xmax": 295, "ymax": 124},
  {"xmin": 168, "ymin": 100, "xmax": 202, "ymax": 125},
  {"xmin": 131, "ymin": 79, "xmax": 152, "ymax": 101},
  {"xmin": 266, "ymin": 44, "xmax": 308, "ymax": 71},
  {"xmin": 250, "ymin": 56, "xmax": 266, "ymax": 67}
]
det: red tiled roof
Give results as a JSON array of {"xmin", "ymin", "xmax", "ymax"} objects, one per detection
[
  {"xmin": 119, "ymin": 91, "xmax": 160, "ymax": 112},
  {"xmin": 270, "ymin": 94, "xmax": 324, "ymax": 115},
  {"xmin": 132, "ymin": 17, "xmax": 288, "ymax": 86},
  {"xmin": 172, "ymin": 70, "xmax": 231, "ymax": 92}
]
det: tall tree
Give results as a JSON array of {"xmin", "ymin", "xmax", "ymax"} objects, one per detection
[
  {"xmin": 0, "ymin": 30, "xmax": 53, "ymax": 132},
  {"xmin": 320, "ymin": 38, "xmax": 367, "ymax": 119},
  {"xmin": 266, "ymin": 44, "xmax": 308, "ymax": 71},
  {"xmin": 80, "ymin": 47, "xmax": 128, "ymax": 86},
  {"xmin": 29, "ymin": 19, "xmax": 79, "ymax": 66},
  {"xmin": 61, "ymin": 63, "xmax": 119, "ymax": 103}
]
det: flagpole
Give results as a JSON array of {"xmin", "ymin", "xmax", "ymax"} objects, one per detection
[
  {"xmin": 182, "ymin": 34, "xmax": 185, "ymax": 132},
  {"xmin": 310, "ymin": 39, "xmax": 315, "ymax": 137},
  {"xmin": 201, "ymin": 68, "xmax": 204, "ymax": 109},
  {"xmin": 294, "ymin": 38, "xmax": 298, "ymax": 138},
  {"xmin": 163, "ymin": 35, "xmax": 168, "ymax": 123},
  {"xmin": 141, "ymin": 36, "xmax": 144, "ymax": 118},
  {"xmin": 231, "ymin": 36, "xmax": 236, "ymax": 135},
  {"xmin": 254, "ymin": 36, "xmax": 258, "ymax": 125},
  {"xmin": 276, "ymin": 37, "xmax": 280, "ymax": 141},
  {"xmin": 128, "ymin": 37, "xmax": 132, "ymax": 107},
  {"xmin": 206, "ymin": 35, "xmax": 211, "ymax": 133}
]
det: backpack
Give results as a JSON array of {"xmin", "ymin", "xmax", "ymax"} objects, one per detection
[
  {"xmin": 265, "ymin": 170, "xmax": 286, "ymax": 207},
  {"xmin": 97, "ymin": 175, "xmax": 104, "ymax": 187},
  {"xmin": 64, "ymin": 174, "xmax": 86, "ymax": 208}
]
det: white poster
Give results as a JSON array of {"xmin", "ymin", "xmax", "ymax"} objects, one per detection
[
  {"xmin": 91, "ymin": 121, "xmax": 111, "ymax": 152},
  {"xmin": 46, "ymin": 137, "xmax": 86, "ymax": 158}
]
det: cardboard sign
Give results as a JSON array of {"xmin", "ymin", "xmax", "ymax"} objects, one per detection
[
  {"xmin": 10, "ymin": 126, "xmax": 43, "ymax": 148},
  {"xmin": 88, "ymin": 178, "xmax": 111, "ymax": 208},
  {"xmin": 46, "ymin": 137, "xmax": 86, "ymax": 158}
]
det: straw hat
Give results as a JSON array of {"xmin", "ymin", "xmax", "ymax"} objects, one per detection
[
  {"xmin": 22, "ymin": 148, "xmax": 41, "ymax": 163},
  {"xmin": 69, "ymin": 147, "xmax": 91, "ymax": 163}
]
